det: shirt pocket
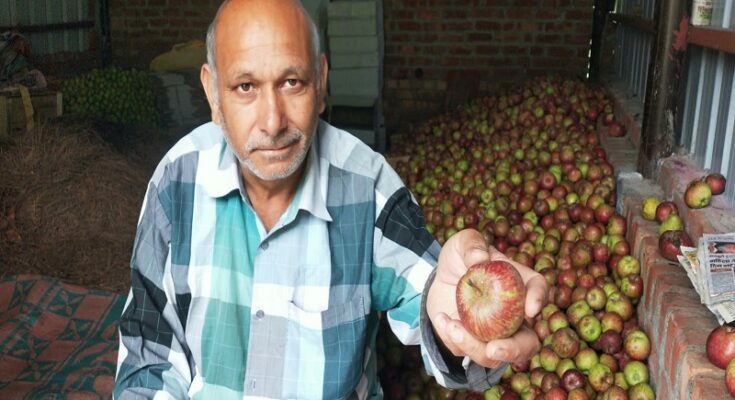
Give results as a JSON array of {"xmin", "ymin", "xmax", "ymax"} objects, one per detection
[{"xmin": 283, "ymin": 296, "xmax": 368, "ymax": 400}]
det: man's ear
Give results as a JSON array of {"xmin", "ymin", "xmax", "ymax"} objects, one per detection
[
  {"xmin": 317, "ymin": 53, "xmax": 329, "ymax": 114},
  {"xmin": 200, "ymin": 63, "xmax": 222, "ymax": 124}
]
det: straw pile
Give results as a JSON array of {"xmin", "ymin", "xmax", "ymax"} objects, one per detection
[{"xmin": 0, "ymin": 122, "xmax": 151, "ymax": 293}]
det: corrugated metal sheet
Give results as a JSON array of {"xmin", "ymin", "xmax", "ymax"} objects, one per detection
[
  {"xmin": 611, "ymin": 1, "xmax": 735, "ymax": 207},
  {"xmin": 680, "ymin": 0, "xmax": 735, "ymax": 208},
  {"xmin": 613, "ymin": 0, "xmax": 656, "ymax": 103},
  {"xmin": 1, "ymin": 0, "xmax": 91, "ymax": 55}
]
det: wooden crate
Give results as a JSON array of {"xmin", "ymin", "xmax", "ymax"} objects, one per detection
[{"xmin": 0, "ymin": 89, "xmax": 63, "ymax": 140}]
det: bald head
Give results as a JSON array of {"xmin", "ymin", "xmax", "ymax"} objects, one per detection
[{"xmin": 205, "ymin": 0, "xmax": 322, "ymax": 97}]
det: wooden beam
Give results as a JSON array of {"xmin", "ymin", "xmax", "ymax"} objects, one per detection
[
  {"xmin": 0, "ymin": 20, "xmax": 95, "ymax": 34},
  {"xmin": 638, "ymin": 0, "xmax": 688, "ymax": 177},
  {"xmin": 689, "ymin": 26, "xmax": 735, "ymax": 55},
  {"xmin": 589, "ymin": 0, "xmax": 617, "ymax": 81},
  {"xmin": 609, "ymin": 13, "xmax": 657, "ymax": 35}
]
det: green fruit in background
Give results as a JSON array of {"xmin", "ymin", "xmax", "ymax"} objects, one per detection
[{"xmin": 61, "ymin": 66, "xmax": 159, "ymax": 125}]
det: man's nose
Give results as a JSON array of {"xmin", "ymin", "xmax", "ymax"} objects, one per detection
[{"xmin": 257, "ymin": 88, "xmax": 287, "ymax": 137}]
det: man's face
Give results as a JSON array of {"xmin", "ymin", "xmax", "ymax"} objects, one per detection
[{"xmin": 203, "ymin": 1, "xmax": 327, "ymax": 182}]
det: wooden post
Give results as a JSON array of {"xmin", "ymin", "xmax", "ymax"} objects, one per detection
[
  {"xmin": 589, "ymin": 0, "xmax": 616, "ymax": 81},
  {"xmin": 637, "ymin": 0, "xmax": 688, "ymax": 177},
  {"xmin": 99, "ymin": 0, "xmax": 112, "ymax": 66}
]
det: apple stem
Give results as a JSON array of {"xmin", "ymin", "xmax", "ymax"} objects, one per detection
[{"xmin": 468, "ymin": 279, "xmax": 483, "ymax": 296}]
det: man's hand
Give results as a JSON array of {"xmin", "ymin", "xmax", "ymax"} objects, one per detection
[{"xmin": 427, "ymin": 229, "xmax": 548, "ymax": 368}]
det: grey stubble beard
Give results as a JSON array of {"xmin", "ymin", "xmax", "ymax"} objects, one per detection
[{"xmin": 219, "ymin": 109, "xmax": 314, "ymax": 181}]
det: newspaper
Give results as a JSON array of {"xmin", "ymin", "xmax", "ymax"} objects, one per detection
[{"xmin": 677, "ymin": 233, "xmax": 735, "ymax": 324}]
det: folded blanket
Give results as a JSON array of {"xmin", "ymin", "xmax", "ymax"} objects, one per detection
[{"xmin": 0, "ymin": 274, "xmax": 125, "ymax": 399}]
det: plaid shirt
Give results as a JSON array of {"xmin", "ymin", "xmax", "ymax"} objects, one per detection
[{"xmin": 114, "ymin": 120, "xmax": 502, "ymax": 399}]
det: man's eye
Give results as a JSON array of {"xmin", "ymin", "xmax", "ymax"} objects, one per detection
[
  {"xmin": 238, "ymin": 83, "xmax": 253, "ymax": 92},
  {"xmin": 285, "ymin": 79, "xmax": 299, "ymax": 88}
]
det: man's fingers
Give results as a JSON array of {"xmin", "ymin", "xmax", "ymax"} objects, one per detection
[
  {"xmin": 485, "ymin": 324, "xmax": 541, "ymax": 364},
  {"xmin": 438, "ymin": 317, "xmax": 538, "ymax": 369},
  {"xmin": 524, "ymin": 275, "xmax": 549, "ymax": 319},
  {"xmin": 438, "ymin": 316, "xmax": 499, "ymax": 368},
  {"xmin": 453, "ymin": 229, "xmax": 490, "ymax": 268}
]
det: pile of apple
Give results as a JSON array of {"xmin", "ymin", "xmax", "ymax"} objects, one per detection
[
  {"xmin": 639, "ymin": 198, "xmax": 694, "ymax": 262},
  {"xmin": 642, "ymin": 170, "xmax": 728, "ymax": 263},
  {"xmin": 376, "ymin": 319, "xmax": 486, "ymax": 399},
  {"xmin": 384, "ymin": 75, "xmax": 655, "ymax": 399}
]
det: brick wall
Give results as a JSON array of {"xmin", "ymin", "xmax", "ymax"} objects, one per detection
[
  {"xmin": 601, "ymin": 86, "xmax": 735, "ymax": 399},
  {"xmin": 107, "ymin": 0, "xmax": 594, "ymax": 134},
  {"xmin": 383, "ymin": 0, "xmax": 594, "ymax": 134},
  {"xmin": 108, "ymin": 0, "xmax": 220, "ymax": 68}
]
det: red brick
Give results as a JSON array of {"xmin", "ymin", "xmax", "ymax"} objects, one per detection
[
  {"xmin": 476, "ymin": 45, "xmax": 500, "ymax": 55},
  {"xmin": 548, "ymin": 47, "xmax": 575, "ymax": 58},
  {"xmin": 442, "ymin": 21, "xmax": 472, "ymax": 31},
  {"xmin": 654, "ymin": 374, "xmax": 671, "ymax": 400},
  {"xmin": 622, "ymin": 194, "xmax": 641, "ymax": 222},
  {"xmin": 566, "ymin": 9, "xmax": 593, "ymax": 19},
  {"xmin": 445, "ymin": 34, "xmax": 465, "ymax": 43},
  {"xmin": 647, "ymin": 345, "xmax": 663, "ymax": 390},
  {"xmin": 472, "ymin": 9, "xmax": 504, "ymax": 19},
  {"xmin": 536, "ymin": 9, "xmax": 562, "ymax": 19},
  {"xmin": 392, "ymin": 10, "xmax": 415, "ymax": 19},
  {"xmin": 674, "ymin": 351, "xmax": 721, "ymax": 400},
  {"xmin": 537, "ymin": 34, "xmax": 562, "ymax": 44},
  {"xmin": 545, "ymin": 0, "xmax": 572, "ymax": 6},
  {"xmin": 443, "ymin": 10, "xmax": 467, "ymax": 19},
  {"xmin": 168, "ymin": 18, "xmax": 188, "ymax": 27},
  {"xmin": 448, "ymin": 46, "xmax": 473, "ymax": 56},
  {"xmin": 637, "ymin": 234, "xmax": 667, "ymax": 270},
  {"xmin": 544, "ymin": 21, "xmax": 575, "ymax": 32},
  {"xmin": 417, "ymin": 10, "xmax": 440, "ymax": 20},
  {"xmin": 688, "ymin": 374, "xmax": 729, "ymax": 400},
  {"xmin": 439, "ymin": 57, "xmax": 460, "ymax": 67},
  {"xmin": 506, "ymin": 9, "xmax": 534, "ymax": 19},
  {"xmin": 501, "ymin": 46, "xmax": 527, "ymax": 56},
  {"xmin": 653, "ymin": 290, "xmax": 702, "ymax": 342},
  {"xmin": 397, "ymin": 21, "xmax": 420, "ymax": 31},
  {"xmin": 662, "ymin": 310, "xmax": 715, "ymax": 382},
  {"xmin": 566, "ymin": 34, "xmax": 591, "ymax": 45},
  {"xmin": 468, "ymin": 33, "xmax": 494, "ymax": 42},
  {"xmin": 628, "ymin": 218, "xmax": 658, "ymax": 261}
]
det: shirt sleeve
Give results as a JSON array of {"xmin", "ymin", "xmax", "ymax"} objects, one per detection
[
  {"xmin": 114, "ymin": 179, "xmax": 192, "ymax": 399},
  {"xmin": 372, "ymin": 168, "xmax": 504, "ymax": 392}
]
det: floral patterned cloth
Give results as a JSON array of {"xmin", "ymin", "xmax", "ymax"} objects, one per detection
[{"xmin": 0, "ymin": 274, "xmax": 125, "ymax": 399}]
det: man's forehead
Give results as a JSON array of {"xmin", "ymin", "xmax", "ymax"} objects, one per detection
[
  {"xmin": 218, "ymin": 0, "xmax": 309, "ymax": 34},
  {"xmin": 215, "ymin": 1, "xmax": 312, "ymax": 56}
]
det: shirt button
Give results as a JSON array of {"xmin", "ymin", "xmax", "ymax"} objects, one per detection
[
  {"xmin": 261, "ymin": 242, "xmax": 269, "ymax": 250},
  {"xmin": 255, "ymin": 309, "xmax": 265, "ymax": 319}
]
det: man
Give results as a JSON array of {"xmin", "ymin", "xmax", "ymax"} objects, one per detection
[{"xmin": 114, "ymin": 0, "xmax": 547, "ymax": 398}]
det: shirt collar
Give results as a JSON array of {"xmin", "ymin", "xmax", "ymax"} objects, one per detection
[
  {"xmin": 201, "ymin": 122, "xmax": 332, "ymax": 222},
  {"xmin": 296, "ymin": 123, "xmax": 332, "ymax": 222}
]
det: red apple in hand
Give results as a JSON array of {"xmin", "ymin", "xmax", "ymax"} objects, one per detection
[
  {"xmin": 456, "ymin": 260, "xmax": 526, "ymax": 342},
  {"xmin": 706, "ymin": 325, "xmax": 735, "ymax": 369}
]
